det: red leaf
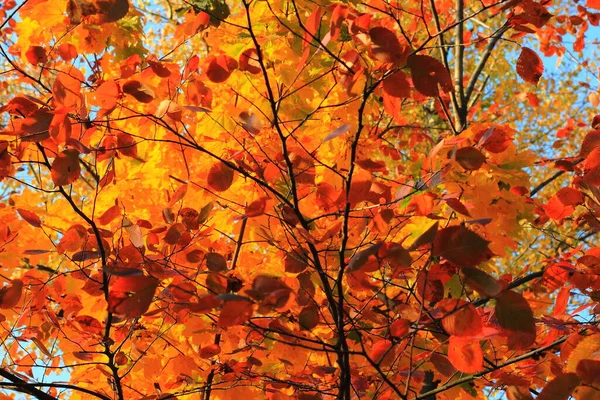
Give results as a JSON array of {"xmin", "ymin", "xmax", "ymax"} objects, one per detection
[
  {"xmin": 537, "ymin": 373, "xmax": 580, "ymax": 400},
  {"xmin": 437, "ymin": 299, "xmax": 483, "ymax": 337},
  {"xmin": 444, "ymin": 198, "xmax": 471, "ymax": 217},
  {"xmin": 284, "ymin": 250, "xmax": 309, "ymax": 273},
  {"xmin": 96, "ymin": 0, "xmax": 129, "ymax": 23},
  {"xmin": 205, "ymin": 253, "xmax": 227, "ymax": 272},
  {"xmin": 329, "ymin": 4, "xmax": 348, "ymax": 41},
  {"xmin": 369, "ymin": 339, "xmax": 395, "ymax": 366},
  {"xmin": 97, "ymin": 204, "xmax": 120, "ymax": 225},
  {"xmin": 239, "ymin": 48, "xmax": 261, "ymax": 74},
  {"xmin": 474, "ymin": 126, "xmax": 512, "ymax": 153},
  {"xmin": 25, "ymin": 46, "xmax": 47, "ymax": 65},
  {"xmin": 495, "ymin": 290, "xmax": 536, "ymax": 350},
  {"xmin": 147, "ymin": 55, "xmax": 171, "ymax": 77},
  {"xmin": 544, "ymin": 187, "xmax": 584, "ymax": 221},
  {"xmin": 51, "ymin": 149, "xmax": 81, "ymax": 186},
  {"xmin": 580, "ymin": 130, "xmax": 600, "ymax": 157},
  {"xmin": 245, "ymin": 197, "xmax": 267, "ymax": 217},
  {"xmin": 455, "ymin": 147, "xmax": 486, "ymax": 170},
  {"xmin": 122, "ymin": 80, "xmax": 155, "ymax": 103},
  {"xmin": 164, "ymin": 223, "xmax": 185, "ymax": 245},
  {"xmin": 0, "ymin": 279, "xmax": 23, "ymax": 309},
  {"xmin": 347, "ymin": 243, "xmax": 382, "ymax": 273},
  {"xmin": 390, "ymin": 319, "xmax": 410, "ymax": 338},
  {"xmin": 448, "ymin": 336, "xmax": 483, "ymax": 373},
  {"xmin": 207, "ymin": 162, "xmax": 234, "ymax": 192},
  {"xmin": 462, "ymin": 267, "xmax": 502, "ymax": 297},
  {"xmin": 109, "ymin": 275, "xmax": 158, "ymax": 318},
  {"xmin": 218, "ymin": 294, "xmax": 253, "ymax": 328},
  {"xmin": 369, "ymin": 27, "xmax": 409, "ymax": 65},
  {"xmin": 299, "ymin": 304, "xmax": 320, "ymax": 330},
  {"xmin": 206, "ymin": 55, "xmax": 238, "ymax": 83},
  {"xmin": 200, "ymin": 344, "xmax": 221, "ymax": 359},
  {"xmin": 18, "ymin": 109, "xmax": 52, "ymax": 142},
  {"xmin": 408, "ymin": 54, "xmax": 454, "ymax": 97},
  {"xmin": 588, "ymin": 0, "xmax": 600, "ymax": 10},
  {"xmin": 516, "ymin": 47, "xmax": 543, "ymax": 85},
  {"xmin": 382, "ymin": 71, "xmax": 410, "ymax": 98},
  {"xmin": 16, "ymin": 208, "xmax": 41, "ymax": 227},
  {"xmin": 576, "ymin": 359, "xmax": 600, "ymax": 384},
  {"xmin": 433, "ymin": 225, "xmax": 492, "ymax": 267}
]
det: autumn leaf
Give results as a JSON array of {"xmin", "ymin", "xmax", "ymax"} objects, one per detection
[
  {"xmin": 437, "ymin": 299, "xmax": 483, "ymax": 337},
  {"xmin": 516, "ymin": 47, "xmax": 544, "ymax": 85},
  {"xmin": 369, "ymin": 27, "xmax": 409, "ymax": 65},
  {"xmin": 207, "ymin": 162, "xmax": 234, "ymax": 192},
  {"xmin": 495, "ymin": 290, "xmax": 536, "ymax": 350},
  {"xmin": 108, "ymin": 275, "xmax": 159, "ymax": 318},
  {"xmin": 122, "ymin": 80, "xmax": 155, "ymax": 103},
  {"xmin": 25, "ymin": 46, "xmax": 47, "ymax": 65},
  {"xmin": 448, "ymin": 336, "xmax": 483, "ymax": 373},
  {"xmin": 51, "ymin": 149, "xmax": 81, "ymax": 186},
  {"xmin": 408, "ymin": 54, "xmax": 454, "ymax": 97},
  {"xmin": 298, "ymin": 304, "xmax": 320, "ymax": 330},
  {"xmin": 239, "ymin": 48, "xmax": 261, "ymax": 74},
  {"xmin": 206, "ymin": 55, "xmax": 238, "ymax": 83},
  {"xmin": 217, "ymin": 294, "xmax": 254, "ymax": 328},
  {"xmin": 433, "ymin": 225, "xmax": 493, "ymax": 267},
  {"xmin": 455, "ymin": 147, "xmax": 486, "ymax": 171},
  {"xmin": 536, "ymin": 373, "xmax": 579, "ymax": 400},
  {"xmin": 0, "ymin": 280, "xmax": 23, "ymax": 309},
  {"xmin": 16, "ymin": 209, "xmax": 42, "ymax": 227}
]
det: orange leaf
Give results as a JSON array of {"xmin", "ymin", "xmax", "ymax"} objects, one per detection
[
  {"xmin": 51, "ymin": 149, "xmax": 81, "ymax": 186},
  {"xmin": 217, "ymin": 294, "xmax": 253, "ymax": 328},
  {"xmin": 206, "ymin": 55, "xmax": 238, "ymax": 83},
  {"xmin": 168, "ymin": 184, "xmax": 188, "ymax": 207},
  {"xmin": 516, "ymin": 47, "xmax": 543, "ymax": 85},
  {"xmin": 94, "ymin": 80, "xmax": 120, "ymax": 115},
  {"xmin": 16, "ymin": 208, "xmax": 41, "ymax": 227},
  {"xmin": 437, "ymin": 299, "xmax": 483, "ymax": 337},
  {"xmin": 97, "ymin": 204, "xmax": 120, "ymax": 225},
  {"xmin": 448, "ymin": 336, "xmax": 483, "ymax": 373},
  {"xmin": 207, "ymin": 162, "xmax": 234, "ymax": 192},
  {"xmin": 57, "ymin": 43, "xmax": 77, "ymax": 62}
]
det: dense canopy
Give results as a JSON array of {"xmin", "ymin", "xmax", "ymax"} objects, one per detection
[{"xmin": 0, "ymin": 0, "xmax": 600, "ymax": 399}]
